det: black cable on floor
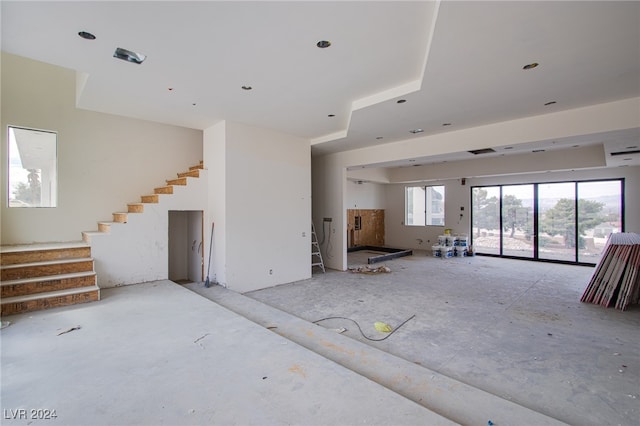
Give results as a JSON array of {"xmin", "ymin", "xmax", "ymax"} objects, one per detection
[{"xmin": 312, "ymin": 314, "xmax": 416, "ymax": 342}]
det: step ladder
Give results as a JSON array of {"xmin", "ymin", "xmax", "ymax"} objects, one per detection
[{"xmin": 311, "ymin": 223, "xmax": 325, "ymax": 273}]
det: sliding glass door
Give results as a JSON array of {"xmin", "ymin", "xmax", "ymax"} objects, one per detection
[{"xmin": 471, "ymin": 179, "xmax": 623, "ymax": 265}]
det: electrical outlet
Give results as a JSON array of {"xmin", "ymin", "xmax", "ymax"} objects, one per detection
[
  {"xmin": 302, "ymin": 232, "xmax": 306, "ymax": 237},
  {"xmin": 323, "ymin": 217, "xmax": 332, "ymax": 222}
]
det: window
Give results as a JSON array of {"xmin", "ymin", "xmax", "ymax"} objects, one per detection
[
  {"xmin": 8, "ymin": 126, "xmax": 57, "ymax": 207},
  {"xmin": 405, "ymin": 185, "xmax": 445, "ymax": 226},
  {"xmin": 471, "ymin": 179, "xmax": 623, "ymax": 265}
]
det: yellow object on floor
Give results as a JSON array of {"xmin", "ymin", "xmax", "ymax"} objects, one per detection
[{"xmin": 374, "ymin": 322, "xmax": 393, "ymax": 333}]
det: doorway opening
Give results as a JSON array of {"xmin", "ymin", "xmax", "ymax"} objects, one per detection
[{"xmin": 168, "ymin": 210, "xmax": 204, "ymax": 284}]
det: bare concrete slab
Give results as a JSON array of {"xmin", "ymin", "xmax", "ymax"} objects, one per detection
[
  {"xmin": 245, "ymin": 253, "xmax": 640, "ymax": 426},
  {"xmin": 1, "ymin": 280, "xmax": 449, "ymax": 425}
]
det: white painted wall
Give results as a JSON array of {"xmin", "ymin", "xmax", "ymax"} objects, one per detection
[
  {"xmin": 207, "ymin": 121, "xmax": 311, "ymax": 292},
  {"xmin": 1, "ymin": 53, "xmax": 202, "ymax": 244},
  {"xmin": 346, "ymin": 180, "xmax": 386, "ymax": 210}
]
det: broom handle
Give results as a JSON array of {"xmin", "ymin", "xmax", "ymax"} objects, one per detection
[{"xmin": 207, "ymin": 222, "xmax": 214, "ymax": 276}]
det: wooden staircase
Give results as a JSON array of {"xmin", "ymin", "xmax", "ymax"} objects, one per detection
[
  {"xmin": 82, "ymin": 161, "xmax": 204, "ymax": 240},
  {"xmin": 1, "ymin": 160, "xmax": 205, "ymax": 314},
  {"xmin": 0, "ymin": 242, "xmax": 100, "ymax": 316}
]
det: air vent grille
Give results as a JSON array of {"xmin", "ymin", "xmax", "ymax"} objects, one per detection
[
  {"xmin": 611, "ymin": 150, "xmax": 640, "ymax": 156},
  {"xmin": 468, "ymin": 148, "xmax": 496, "ymax": 155}
]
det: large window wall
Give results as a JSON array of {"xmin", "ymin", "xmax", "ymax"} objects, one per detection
[{"xmin": 471, "ymin": 179, "xmax": 623, "ymax": 265}]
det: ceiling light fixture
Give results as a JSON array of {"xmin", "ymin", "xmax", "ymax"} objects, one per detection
[
  {"xmin": 376, "ymin": 136, "xmax": 383, "ymax": 140},
  {"xmin": 503, "ymin": 146, "xmax": 513, "ymax": 150},
  {"xmin": 241, "ymin": 85, "xmax": 252, "ymax": 91},
  {"xmin": 316, "ymin": 40, "xmax": 331, "ymax": 48},
  {"xmin": 468, "ymin": 148, "xmax": 496, "ymax": 155},
  {"xmin": 523, "ymin": 62, "xmax": 539, "ymax": 70},
  {"xmin": 397, "ymin": 99, "xmax": 406, "ymax": 104},
  {"xmin": 78, "ymin": 31, "xmax": 96, "ymax": 40},
  {"xmin": 442, "ymin": 123, "xmax": 452, "ymax": 127},
  {"xmin": 328, "ymin": 114, "xmax": 335, "ymax": 117},
  {"xmin": 409, "ymin": 129, "xmax": 424, "ymax": 134},
  {"xmin": 113, "ymin": 47, "xmax": 146, "ymax": 64},
  {"xmin": 532, "ymin": 149, "xmax": 546, "ymax": 153},
  {"xmin": 544, "ymin": 101, "xmax": 557, "ymax": 106}
]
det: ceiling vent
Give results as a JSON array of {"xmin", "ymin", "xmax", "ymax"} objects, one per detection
[
  {"xmin": 610, "ymin": 149, "xmax": 640, "ymax": 156},
  {"xmin": 113, "ymin": 47, "xmax": 146, "ymax": 64},
  {"xmin": 468, "ymin": 148, "xmax": 496, "ymax": 155}
]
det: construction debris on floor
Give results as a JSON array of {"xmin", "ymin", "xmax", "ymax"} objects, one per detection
[
  {"xmin": 349, "ymin": 265, "xmax": 391, "ymax": 274},
  {"xmin": 581, "ymin": 232, "xmax": 640, "ymax": 310}
]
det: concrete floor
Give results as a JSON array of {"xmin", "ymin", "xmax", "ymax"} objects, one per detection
[
  {"xmin": 245, "ymin": 252, "xmax": 640, "ymax": 426},
  {"xmin": 2, "ymin": 253, "xmax": 638, "ymax": 425},
  {"xmin": 0, "ymin": 280, "xmax": 449, "ymax": 425}
]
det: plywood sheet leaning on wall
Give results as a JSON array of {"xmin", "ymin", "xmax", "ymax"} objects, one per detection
[
  {"xmin": 581, "ymin": 233, "xmax": 640, "ymax": 311},
  {"xmin": 347, "ymin": 209, "xmax": 384, "ymax": 247}
]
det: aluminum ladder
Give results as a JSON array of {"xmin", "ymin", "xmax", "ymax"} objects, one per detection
[{"xmin": 311, "ymin": 223, "xmax": 325, "ymax": 273}]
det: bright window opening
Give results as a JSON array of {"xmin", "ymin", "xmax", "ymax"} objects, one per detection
[
  {"xmin": 8, "ymin": 126, "xmax": 58, "ymax": 208},
  {"xmin": 405, "ymin": 185, "xmax": 445, "ymax": 226}
]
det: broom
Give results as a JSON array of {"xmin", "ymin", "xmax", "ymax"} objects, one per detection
[{"xmin": 205, "ymin": 222, "xmax": 214, "ymax": 288}]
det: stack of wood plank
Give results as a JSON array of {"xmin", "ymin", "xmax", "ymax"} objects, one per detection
[{"xmin": 581, "ymin": 233, "xmax": 640, "ymax": 310}]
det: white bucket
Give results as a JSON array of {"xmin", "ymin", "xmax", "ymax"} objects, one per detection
[
  {"xmin": 431, "ymin": 245, "xmax": 441, "ymax": 257},
  {"xmin": 457, "ymin": 235, "xmax": 469, "ymax": 247},
  {"xmin": 438, "ymin": 235, "xmax": 447, "ymax": 246},
  {"xmin": 445, "ymin": 235, "xmax": 456, "ymax": 247},
  {"xmin": 442, "ymin": 246, "xmax": 454, "ymax": 258}
]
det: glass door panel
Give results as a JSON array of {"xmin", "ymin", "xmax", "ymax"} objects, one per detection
[
  {"xmin": 538, "ymin": 182, "xmax": 576, "ymax": 262},
  {"xmin": 501, "ymin": 185, "xmax": 534, "ymax": 258},
  {"xmin": 472, "ymin": 186, "xmax": 500, "ymax": 255},
  {"xmin": 577, "ymin": 180, "xmax": 622, "ymax": 264}
]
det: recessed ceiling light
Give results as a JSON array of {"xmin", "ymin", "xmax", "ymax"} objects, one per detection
[
  {"xmin": 113, "ymin": 47, "xmax": 146, "ymax": 64},
  {"xmin": 409, "ymin": 129, "xmax": 424, "ymax": 134},
  {"xmin": 328, "ymin": 114, "xmax": 335, "ymax": 117},
  {"xmin": 627, "ymin": 146, "xmax": 638, "ymax": 149},
  {"xmin": 504, "ymin": 146, "xmax": 513, "ymax": 150},
  {"xmin": 623, "ymin": 158, "xmax": 632, "ymax": 161},
  {"xmin": 241, "ymin": 85, "xmax": 252, "ymax": 90},
  {"xmin": 572, "ymin": 145, "xmax": 580, "ymax": 148},
  {"xmin": 78, "ymin": 31, "xmax": 96, "ymax": 40},
  {"xmin": 397, "ymin": 99, "xmax": 406, "ymax": 104},
  {"xmin": 316, "ymin": 40, "xmax": 331, "ymax": 48},
  {"xmin": 523, "ymin": 62, "xmax": 539, "ymax": 70},
  {"xmin": 168, "ymin": 88, "xmax": 173, "ymax": 91},
  {"xmin": 442, "ymin": 123, "xmax": 452, "ymax": 127},
  {"xmin": 192, "ymin": 103, "xmax": 197, "ymax": 106},
  {"xmin": 409, "ymin": 159, "xmax": 416, "ymax": 162},
  {"xmin": 376, "ymin": 136, "xmax": 383, "ymax": 140},
  {"xmin": 544, "ymin": 101, "xmax": 557, "ymax": 106},
  {"xmin": 532, "ymin": 149, "xmax": 546, "ymax": 153}
]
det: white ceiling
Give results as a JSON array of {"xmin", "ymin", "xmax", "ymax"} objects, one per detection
[{"xmin": 2, "ymin": 1, "xmax": 639, "ymax": 167}]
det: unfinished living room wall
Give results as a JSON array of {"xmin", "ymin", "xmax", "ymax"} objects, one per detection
[
  {"xmin": 383, "ymin": 166, "xmax": 640, "ymax": 252},
  {"xmin": 1, "ymin": 53, "xmax": 203, "ymax": 245},
  {"xmin": 204, "ymin": 121, "xmax": 311, "ymax": 292}
]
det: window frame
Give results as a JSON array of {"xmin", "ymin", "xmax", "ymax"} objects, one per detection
[{"xmin": 405, "ymin": 184, "xmax": 445, "ymax": 227}]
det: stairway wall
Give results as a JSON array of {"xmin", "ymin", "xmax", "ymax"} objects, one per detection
[
  {"xmin": 1, "ymin": 53, "xmax": 202, "ymax": 245},
  {"xmin": 88, "ymin": 170, "xmax": 208, "ymax": 288}
]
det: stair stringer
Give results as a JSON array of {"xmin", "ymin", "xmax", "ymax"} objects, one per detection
[{"xmin": 87, "ymin": 169, "xmax": 208, "ymax": 288}]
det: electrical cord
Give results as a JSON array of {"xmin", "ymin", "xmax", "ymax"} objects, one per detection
[{"xmin": 313, "ymin": 314, "xmax": 416, "ymax": 342}]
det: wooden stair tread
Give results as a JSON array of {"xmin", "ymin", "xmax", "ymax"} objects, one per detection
[
  {"xmin": 1, "ymin": 285, "xmax": 100, "ymax": 304},
  {"xmin": 1, "ymin": 241, "xmax": 89, "ymax": 254},
  {"xmin": 1, "ymin": 271, "xmax": 96, "ymax": 286},
  {"xmin": 1, "ymin": 257, "xmax": 95, "ymax": 270}
]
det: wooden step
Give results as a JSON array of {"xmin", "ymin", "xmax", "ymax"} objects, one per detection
[
  {"xmin": 113, "ymin": 212, "xmax": 128, "ymax": 223},
  {"xmin": 128, "ymin": 203, "xmax": 144, "ymax": 213},
  {"xmin": 154, "ymin": 186, "xmax": 173, "ymax": 195},
  {"xmin": 0, "ymin": 286, "xmax": 100, "ymax": 316},
  {"xmin": 178, "ymin": 169, "xmax": 199, "ymax": 178},
  {"xmin": 0, "ymin": 243, "xmax": 90, "ymax": 266},
  {"xmin": 189, "ymin": 161, "xmax": 204, "ymax": 171},
  {"xmin": 1, "ymin": 271, "xmax": 96, "ymax": 298},
  {"xmin": 166, "ymin": 177, "xmax": 187, "ymax": 186},
  {"xmin": 141, "ymin": 194, "xmax": 159, "ymax": 203},
  {"xmin": 1, "ymin": 258, "xmax": 94, "ymax": 281},
  {"xmin": 98, "ymin": 222, "xmax": 111, "ymax": 233}
]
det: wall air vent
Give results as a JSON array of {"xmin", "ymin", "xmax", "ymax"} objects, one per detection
[
  {"xmin": 610, "ymin": 150, "xmax": 640, "ymax": 156},
  {"xmin": 113, "ymin": 47, "xmax": 146, "ymax": 64},
  {"xmin": 468, "ymin": 148, "xmax": 496, "ymax": 155}
]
